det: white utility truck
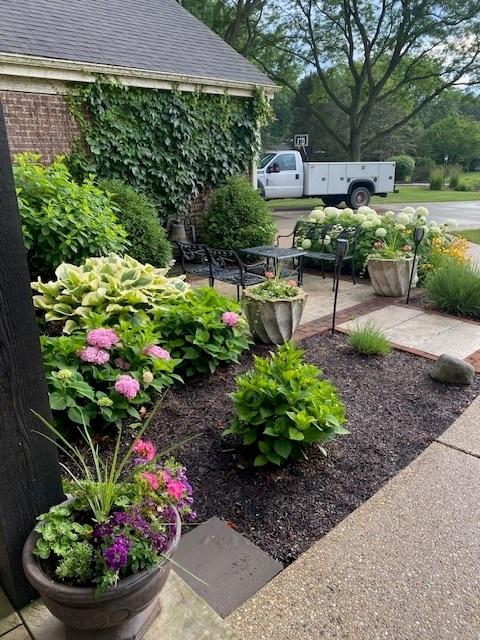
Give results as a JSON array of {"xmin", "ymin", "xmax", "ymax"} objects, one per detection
[{"xmin": 257, "ymin": 149, "xmax": 396, "ymax": 208}]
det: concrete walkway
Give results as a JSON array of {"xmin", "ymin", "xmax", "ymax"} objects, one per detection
[{"xmin": 227, "ymin": 396, "xmax": 480, "ymax": 640}]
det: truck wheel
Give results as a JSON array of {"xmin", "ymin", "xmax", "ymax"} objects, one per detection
[
  {"xmin": 322, "ymin": 196, "xmax": 343, "ymax": 206},
  {"xmin": 347, "ymin": 186, "xmax": 371, "ymax": 209}
]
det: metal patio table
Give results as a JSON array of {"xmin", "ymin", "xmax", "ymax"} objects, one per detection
[{"xmin": 243, "ymin": 245, "xmax": 307, "ymax": 285}]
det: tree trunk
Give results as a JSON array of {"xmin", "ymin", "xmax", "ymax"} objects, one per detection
[
  {"xmin": 348, "ymin": 132, "xmax": 362, "ymax": 161},
  {"xmin": 0, "ymin": 101, "xmax": 64, "ymax": 609}
]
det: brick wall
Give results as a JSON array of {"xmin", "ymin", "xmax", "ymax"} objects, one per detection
[{"xmin": 0, "ymin": 91, "xmax": 80, "ymax": 163}]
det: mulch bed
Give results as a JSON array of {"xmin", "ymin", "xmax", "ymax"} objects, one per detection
[{"xmin": 146, "ymin": 333, "xmax": 480, "ymax": 566}]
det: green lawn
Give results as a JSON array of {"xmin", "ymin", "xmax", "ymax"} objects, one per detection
[
  {"xmin": 267, "ymin": 185, "xmax": 480, "ymax": 210},
  {"xmin": 454, "ymin": 229, "xmax": 480, "ymax": 245}
]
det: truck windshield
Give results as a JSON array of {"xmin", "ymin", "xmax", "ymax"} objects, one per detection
[{"xmin": 258, "ymin": 153, "xmax": 276, "ymax": 169}]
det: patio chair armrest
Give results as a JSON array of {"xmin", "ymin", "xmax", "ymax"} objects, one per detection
[{"xmin": 276, "ymin": 231, "xmax": 294, "ymax": 246}]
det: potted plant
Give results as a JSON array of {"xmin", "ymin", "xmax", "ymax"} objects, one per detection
[
  {"xmin": 243, "ymin": 274, "xmax": 307, "ymax": 344},
  {"xmin": 366, "ymin": 228, "xmax": 415, "ymax": 297},
  {"xmin": 22, "ymin": 409, "xmax": 195, "ymax": 640}
]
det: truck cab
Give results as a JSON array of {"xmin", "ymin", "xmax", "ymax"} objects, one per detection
[{"xmin": 257, "ymin": 151, "xmax": 304, "ymax": 199}]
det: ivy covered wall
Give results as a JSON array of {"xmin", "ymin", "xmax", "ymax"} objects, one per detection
[{"xmin": 68, "ymin": 80, "xmax": 271, "ymax": 220}]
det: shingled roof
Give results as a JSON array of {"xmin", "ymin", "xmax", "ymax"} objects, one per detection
[{"xmin": 0, "ymin": 0, "xmax": 274, "ymax": 90}]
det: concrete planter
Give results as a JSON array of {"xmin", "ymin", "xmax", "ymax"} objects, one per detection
[
  {"xmin": 243, "ymin": 285, "xmax": 307, "ymax": 344},
  {"xmin": 367, "ymin": 257, "xmax": 415, "ymax": 297},
  {"xmin": 22, "ymin": 504, "xmax": 181, "ymax": 640}
]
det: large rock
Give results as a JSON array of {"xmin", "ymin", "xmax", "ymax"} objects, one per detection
[{"xmin": 430, "ymin": 354, "xmax": 475, "ymax": 385}]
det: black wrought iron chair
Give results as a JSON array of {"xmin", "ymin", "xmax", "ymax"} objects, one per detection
[
  {"xmin": 175, "ymin": 241, "xmax": 211, "ymax": 279},
  {"xmin": 204, "ymin": 247, "xmax": 267, "ymax": 301},
  {"xmin": 278, "ymin": 221, "xmax": 362, "ymax": 289}
]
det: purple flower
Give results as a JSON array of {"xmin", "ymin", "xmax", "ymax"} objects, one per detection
[
  {"xmin": 93, "ymin": 521, "xmax": 114, "ymax": 539},
  {"xmin": 103, "ymin": 536, "xmax": 131, "ymax": 571}
]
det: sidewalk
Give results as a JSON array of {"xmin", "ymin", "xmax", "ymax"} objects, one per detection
[{"xmin": 227, "ymin": 397, "xmax": 480, "ymax": 640}]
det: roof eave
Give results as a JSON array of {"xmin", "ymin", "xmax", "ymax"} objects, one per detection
[{"xmin": 0, "ymin": 52, "xmax": 279, "ymax": 97}]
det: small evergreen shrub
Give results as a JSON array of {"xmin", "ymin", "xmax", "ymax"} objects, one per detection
[
  {"xmin": 429, "ymin": 169, "xmax": 444, "ymax": 190},
  {"xmin": 412, "ymin": 157, "xmax": 435, "ymax": 182},
  {"xmin": 348, "ymin": 320, "xmax": 391, "ymax": 356},
  {"xmin": 99, "ymin": 180, "xmax": 172, "ymax": 267},
  {"xmin": 425, "ymin": 259, "xmax": 480, "ymax": 318},
  {"xmin": 202, "ymin": 176, "xmax": 276, "ymax": 252},
  {"xmin": 14, "ymin": 153, "xmax": 128, "ymax": 279},
  {"xmin": 224, "ymin": 342, "xmax": 347, "ymax": 466},
  {"xmin": 155, "ymin": 287, "xmax": 250, "ymax": 376},
  {"xmin": 388, "ymin": 155, "xmax": 415, "ymax": 182}
]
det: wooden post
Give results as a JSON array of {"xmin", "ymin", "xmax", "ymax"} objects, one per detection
[{"xmin": 0, "ymin": 102, "xmax": 63, "ymax": 609}]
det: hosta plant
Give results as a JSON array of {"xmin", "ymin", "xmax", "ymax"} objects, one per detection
[
  {"xmin": 31, "ymin": 410, "xmax": 195, "ymax": 592},
  {"xmin": 224, "ymin": 342, "xmax": 347, "ymax": 465},
  {"xmin": 154, "ymin": 288, "xmax": 250, "ymax": 376},
  {"xmin": 41, "ymin": 323, "xmax": 180, "ymax": 432},
  {"xmin": 32, "ymin": 254, "xmax": 189, "ymax": 333}
]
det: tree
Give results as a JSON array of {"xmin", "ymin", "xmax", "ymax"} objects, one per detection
[
  {"xmin": 179, "ymin": 0, "xmax": 298, "ymax": 82},
  {"xmin": 420, "ymin": 115, "xmax": 480, "ymax": 166},
  {"xmin": 273, "ymin": 0, "xmax": 480, "ymax": 160}
]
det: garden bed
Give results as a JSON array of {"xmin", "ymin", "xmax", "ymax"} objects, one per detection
[{"xmin": 145, "ymin": 332, "xmax": 480, "ymax": 565}]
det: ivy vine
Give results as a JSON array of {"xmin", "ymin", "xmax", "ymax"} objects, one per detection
[{"xmin": 68, "ymin": 79, "xmax": 272, "ymax": 219}]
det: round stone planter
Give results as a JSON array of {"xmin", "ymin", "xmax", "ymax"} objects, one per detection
[
  {"xmin": 243, "ymin": 285, "xmax": 308, "ymax": 344},
  {"xmin": 22, "ymin": 505, "xmax": 181, "ymax": 640},
  {"xmin": 367, "ymin": 257, "xmax": 415, "ymax": 297}
]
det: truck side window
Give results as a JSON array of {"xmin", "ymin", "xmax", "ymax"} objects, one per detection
[{"xmin": 276, "ymin": 154, "xmax": 297, "ymax": 171}]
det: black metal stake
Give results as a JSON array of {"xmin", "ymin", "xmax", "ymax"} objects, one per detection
[
  {"xmin": 332, "ymin": 239, "xmax": 349, "ymax": 334},
  {"xmin": 406, "ymin": 226, "xmax": 425, "ymax": 305}
]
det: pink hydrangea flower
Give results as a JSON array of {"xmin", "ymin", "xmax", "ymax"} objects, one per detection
[
  {"xmin": 142, "ymin": 471, "xmax": 159, "ymax": 491},
  {"xmin": 166, "ymin": 479, "xmax": 185, "ymax": 501},
  {"xmin": 162, "ymin": 470, "xmax": 172, "ymax": 484},
  {"xmin": 287, "ymin": 280, "xmax": 297, "ymax": 287},
  {"xmin": 114, "ymin": 357, "xmax": 130, "ymax": 370},
  {"xmin": 86, "ymin": 328, "xmax": 119, "ymax": 349},
  {"xmin": 114, "ymin": 374, "xmax": 140, "ymax": 400},
  {"xmin": 133, "ymin": 439, "xmax": 156, "ymax": 462},
  {"xmin": 143, "ymin": 345, "xmax": 171, "ymax": 360},
  {"xmin": 79, "ymin": 346, "xmax": 110, "ymax": 365},
  {"xmin": 221, "ymin": 311, "xmax": 240, "ymax": 327}
]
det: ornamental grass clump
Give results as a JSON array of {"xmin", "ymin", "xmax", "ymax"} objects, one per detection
[
  {"xmin": 224, "ymin": 342, "xmax": 347, "ymax": 466},
  {"xmin": 348, "ymin": 320, "xmax": 391, "ymax": 356},
  {"xmin": 425, "ymin": 259, "xmax": 480, "ymax": 319},
  {"xmin": 32, "ymin": 408, "xmax": 195, "ymax": 593}
]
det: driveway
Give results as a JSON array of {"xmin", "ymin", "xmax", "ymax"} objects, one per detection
[{"xmin": 272, "ymin": 201, "xmax": 480, "ymax": 230}]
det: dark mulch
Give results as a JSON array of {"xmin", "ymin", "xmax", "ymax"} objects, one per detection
[{"xmin": 147, "ymin": 333, "xmax": 480, "ymax": 565}]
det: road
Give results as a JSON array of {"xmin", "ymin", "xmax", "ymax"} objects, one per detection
[{"xmin": 272, "ymin": 200, "xmax": 480, "ymax": 230}]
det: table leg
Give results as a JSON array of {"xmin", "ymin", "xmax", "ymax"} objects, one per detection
[{"xmin": 298, "ymin": 256, "xmax": 304, "ymax": 286}]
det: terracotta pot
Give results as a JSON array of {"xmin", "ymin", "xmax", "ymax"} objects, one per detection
[
  {"xmin": 22, "ymin": 505, "xmax": 181, "ymax": 640},
  {"xmin": 243, "ymin": 285, "xmax": 307, "ymax": 344},
  {"xmin": 367, "ymin": 257, "xmax": 415, "ymax": 297}
]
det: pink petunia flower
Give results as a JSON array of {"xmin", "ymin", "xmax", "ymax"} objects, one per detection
[
  {"xmin": 143, "ymin": 345, "xmax": 171, "ymax": 360},
  {"xmin": 114, "ymin": 374, "xmax": 140, "ymax": 400},
  {"xmin": 86, "ymin": 328, "xmax": 120, "ymax": 349},
  {"xmin": 221, "ymin": 311, "xmax": 240, "ymax": 327},
  {"xmin": 142, "ymin": 471, "xmax": 159, "ymax": 491},
  {"xmin": 166, "ymin": 479, "xmax": 185, "ymax": 501},
  {"xmin": 133, "ymin": 439, "xmax": 156, "ymax": 462},
  {"xmin": 79, "ymin": 346, "xmax": 110, "ymax": 365},
  {"xmin": 265, "ymin": 271, "xmax": 274, "ymax": 279},
  {"xmin": 287, "ymin": 280, "xmax": 297, "ymax": 287}
]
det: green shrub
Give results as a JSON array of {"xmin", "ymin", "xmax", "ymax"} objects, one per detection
[
  {"xmin": 32, "ymin": 254, "xmax": 190, "ymax": 333},
  {"xmin": 449, "ymin": 170, "xmax": 462, "ymax": 190},
  {"xmin": 348, "ymin": 320, "xmax": 391, "ymax": 356},
  {"xmin": 224, "ymin": 342, "xmax": 347, "ymax": 466},
  {"xmin": 14, "ymin": 153, "xmax": 127, "ymax": 279},
  {"xmin": 412, "ymin": 157, "xmax": 435, "ymax": 182},
  {"xmin": 99, "ymin": 179, "xmax": 172, "ymax": 267},
  {"xmin": 388, "ymin": 155, "xmax": 415, "ymax": 182},
  {"xmin": 456, "ymin": 179, "xmax": 472, "ymax": 192},
  {"xmin": 429, "ymin": 168, "xmax": 444, "ymax": 190},
  {"xmin": 154, "ymin": 288, "xmax": 251, "ymax": 376},
  {"xmin": 425, "ymin": 259, "xmax": 480, "ymax": 319},
  {"xmin": 202, "ymin": 176, "xmax": 276, "ymax": 252}
]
